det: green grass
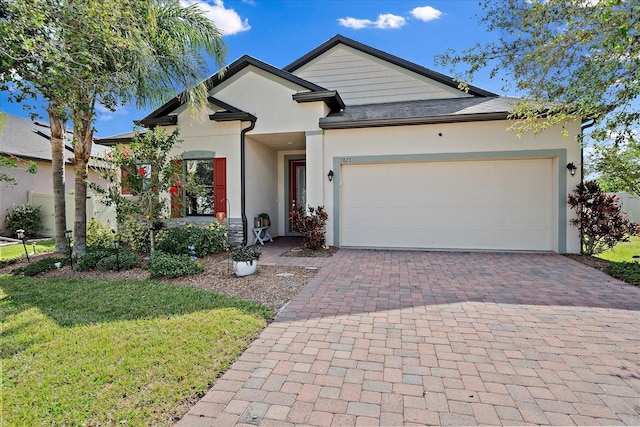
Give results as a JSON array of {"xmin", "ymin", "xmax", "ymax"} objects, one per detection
[
  {"xmin": 594, "ymin": 237, "xmax": 640, "ymax": 287},
  {"xmin": 595, "ymin": 236, "xmax": 640, "ymax": 262},
  {"xmin": 1, "ymin": 276, "xmax": 271, "ymax": 426},
  {"xmin": 606, "ymin": 262, "xmax": 640, "ymax": 287},
  {"xmin": 0, "ymin": 240, "xmax": 56, "ymax": 261}
]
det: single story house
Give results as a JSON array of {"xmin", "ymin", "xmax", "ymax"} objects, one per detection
[
  {"xmin": 0, "ymin": 113, "xmax": 113, "ymax": 236},
  {"xmin": 102, "ymin": 35, "xmax": 583, "ymax": 253}
]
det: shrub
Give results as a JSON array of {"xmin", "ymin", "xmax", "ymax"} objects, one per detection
[
  {"xmin": 76, "ymin": 247, "xmax": 139, "ymax": 271},
  {"xmin": 231, "ymin": 246, "xmax": 261, "ymax": 263},
  {"xmin": 568, "ymin": 181, "xmax": 640, "ymax": 255},
  {"xmin": 0, "ymin": 258, "xmax": 20, "ymax": 269},
  {"xmin": 156, "ymin": 223, "xmax": 227, "ymax": 257},
  {"xmin": 96, "ymin": 250, "xmax": 140, "ymax": 271},
  {"xmin": 4, "ymin": 204, "xmax": 43, "ymax": 237},
  {"xmin": 12, "ymin": 257, "xmax": 68, "ymax": 276},
  {"xmin": 606, "ymin": 262, "xmax": 640, "ymax": 286},
  {"xmin": 75, "ymin": 249, "xmax": 112, "ymax": 271},
  {"xmin": 86, "ymin": 218, "xmax": 115, "ymax": 249},
  {"xmin": 289, "ymin": 205, "xmax": 329, "ymax": 250},
  {"xmin": 147, "ymin": 251, "xmax": 204, "ymax": 279},
  {"xmin": 121, "ymin": 220, "xmax": 151, "ymax": 254}
]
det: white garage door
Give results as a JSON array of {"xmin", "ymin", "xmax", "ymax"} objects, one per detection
[{"xmin": 340, "ymin": 158, "xmax": 555, "ymax": 251}]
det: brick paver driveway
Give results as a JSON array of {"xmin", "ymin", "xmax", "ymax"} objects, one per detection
[{"xmin": 179, "ymin": 248, "xmax": 640, "ymax": 426}]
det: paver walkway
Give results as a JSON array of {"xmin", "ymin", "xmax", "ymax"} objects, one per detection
[{"xmin": 178, "ymin": 242, "xmax": 640, "ymax": 426}]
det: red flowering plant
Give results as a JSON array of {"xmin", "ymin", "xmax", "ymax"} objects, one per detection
[
  {"xmin": 568, "ymin": 180, "xmax": 640, "ymax": 255},
  {"xmin": 89, "ymin": 128, "xmax": 184, "ymax": 231},
  {"xmin": 289, "ymin": 205, "xmax": 329, "ymax": 250}
]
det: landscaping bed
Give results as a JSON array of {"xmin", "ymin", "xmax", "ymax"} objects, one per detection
[{"xmin": 1, "ymin": 251, "xmax": 315, "ymax": 313}]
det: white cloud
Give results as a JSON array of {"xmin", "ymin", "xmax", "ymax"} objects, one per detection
[
  {"xmin": 180, "ymin": 0, "xmax": 250, "ymax": 36},
  {"xmin": 338, "ymin": 17, "xmax": 374, "ymax": 29},
  {"xmin": 96, "ymin": 103, "xmax": 127, "ymax": 122},
  {"xmin": 338, "ymin": 13, "xmax": 406, "ymax": 30},
  {"xmin": 410, "ymin": 6, "xmax": 442, "ymax": 22},
  {"xmin": 375, "ymin": 14, "xmax": 406, "ymax": 29}
]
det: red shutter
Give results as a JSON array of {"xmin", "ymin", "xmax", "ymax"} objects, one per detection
[
  {"xmin": 121, "ymin": 168, "xmax": 132, "ymax": 195},
  {"xmin": 170, "ymin": 159, "xmax": 183, "ymax": 218},
  {"xmin": 214, "ymin": 157, "xmax": 227, "ymax": 215}
]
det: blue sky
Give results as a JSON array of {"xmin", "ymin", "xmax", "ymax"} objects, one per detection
[{"xmin": 0, "ymin": 0, "xmax": 503, "ymax": 138}]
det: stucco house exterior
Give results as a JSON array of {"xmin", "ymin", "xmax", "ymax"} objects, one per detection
[{"xmin": 102, "ymin": 35, "xmax": 583, "ymax": 253}]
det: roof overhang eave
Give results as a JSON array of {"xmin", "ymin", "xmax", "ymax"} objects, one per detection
[
  {"xmin": 293, "ymin": 90, "xmax": 345, "ymax": 112},
  {"xmin": 209, "ymin": 112, "xmax": 257, "ymax": 122},
  {"xmin": 319, "ymin": 112, "xmax": 510, "ymax": 129},
  {"xmin": 136, "ymin": 115, "xmax": 178, "ymax": 128}
]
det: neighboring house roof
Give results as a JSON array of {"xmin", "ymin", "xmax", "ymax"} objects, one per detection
[
  {"xmin": 0, "ymin": 114, "xmax": 74, "ymax": 162},
  {"xmin": 0, "ymin": 113, "xmax": 109, "ymax": 163},
  {"xmin": 320, "ymin": 96, "xmax": 518, "ymax": 129},
  {"xmin": 284, "ymin": 35, "xmax": 497, "ymax": 98},
  {"xmin": 95, "ymin": 129, "xmax": 147, "ymax": 146},
  {"xmin": 139, "ymin": 56, "xmax": 345, "ymax": 127}
]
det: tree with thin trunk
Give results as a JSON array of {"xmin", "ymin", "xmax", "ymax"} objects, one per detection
[
  {"xmin": 1, "ymin": 1, "xmax": 71, "ymax": 250},
  {"xmin": 1, "ymin": 0, "xmax": 225, "ymax": 257},
  {"xmin": 47, "ymin": 104, "xmax": 69, "ymax": 252},
  {"xmin": 436, "ymin": 0, "xmax": 640, "ymax": 194}
]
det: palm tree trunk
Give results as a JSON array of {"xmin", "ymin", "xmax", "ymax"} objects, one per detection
[
  {"xmin": 47, "ymin": 104, "xmax": 68, "ymax": 253},
  {"xmin": 71, "ymin": 106, "xmax": 94, "ymax": 258}
]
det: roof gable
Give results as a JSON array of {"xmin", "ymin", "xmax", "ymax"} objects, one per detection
[
  {"xmin": 285, "ymin": 35, "xmax": 496, "ymax": 104},
  {"xmin": 139, "ymin": 55, "xmax": 343, "ymax": 127}
]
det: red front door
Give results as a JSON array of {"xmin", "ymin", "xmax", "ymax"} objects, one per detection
[{"xmin": 288, "ymin": 159, "xmax": 306, "ymax": 233}]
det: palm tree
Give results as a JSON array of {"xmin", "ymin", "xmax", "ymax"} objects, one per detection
[
  {"xmin": 67, "ymin": 0, "xmax": 226, "ymax": 257},
  {"xmin": 2, "ymin": 0, "xmax": 225, "ymax": 256}
]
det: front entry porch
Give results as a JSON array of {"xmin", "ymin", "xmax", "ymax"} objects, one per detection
[{"xmin": 245, "ymin": 130, "xmax": 323, "ymax": 242}]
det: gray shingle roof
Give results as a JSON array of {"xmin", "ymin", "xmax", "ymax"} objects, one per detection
[
  {"xmin": 0, "ymin": 114, "xmax": 72, "ymax": 161},
  {"xmin": 0, "ymin": 113, "xmax": 109, "ymax": 161},
  {"xmin": 319, "ymin": 97, "xmax": 518, "ymax": 129}
]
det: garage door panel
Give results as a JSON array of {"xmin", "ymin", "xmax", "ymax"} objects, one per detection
[{"xmin": 341, "ymin": 159, "xmax": 555, "ymax": 251}]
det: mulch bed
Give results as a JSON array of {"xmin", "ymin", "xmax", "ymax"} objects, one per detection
[
  {"xmin": 563, "ymin": 253, "xmax": 612, "ymax": 271},
  {"xmin": 281, "ymin": 246, "xmax": 338, "ymax": 258}
]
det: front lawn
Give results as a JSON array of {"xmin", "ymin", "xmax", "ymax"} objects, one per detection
[
  {"xmin": 0, "ymin": 276, "xmax": 271, "ymax": 426},
  {"xmin": 0, "ymin": 240, "xmax": 55, "ymax": 261},
  {"xmin": 596, "ymin": 236, "xmax": 640, "ymax": 262}
]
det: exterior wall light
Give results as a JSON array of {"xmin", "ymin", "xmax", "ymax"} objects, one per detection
[
  {"xmin": 327, "ymin": 170, "xmax": 334, "ymax": 182},
  {"xmin": 566, "ymin": 162, "xmax": 577, "ymax": 176},
  {"xmin": 16, "ymin": 229, "xmax": 29, "ymax": 261}
]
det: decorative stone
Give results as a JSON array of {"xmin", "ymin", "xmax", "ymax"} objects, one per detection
[{"xmin": 276, "ymin": 272, "xmax": 294, "ymax": 277}]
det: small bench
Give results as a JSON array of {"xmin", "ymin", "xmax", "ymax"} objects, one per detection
[{"xmin": 251, "ymin": 226, "xmax": 273, "ymax": 245}]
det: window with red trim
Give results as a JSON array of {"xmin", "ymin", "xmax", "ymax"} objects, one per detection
[{"xmin": 170, "ymin": 157, "xmax": 226, "ymax": 218}]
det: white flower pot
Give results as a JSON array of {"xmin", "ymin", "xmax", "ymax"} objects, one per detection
[{"xmin": 233, "ymin": 260, "xmax": 257, "ymax": 277}]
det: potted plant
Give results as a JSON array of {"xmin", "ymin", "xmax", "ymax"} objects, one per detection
[
  {"xmin": 258, "ymin": 212, "xmax": 270, "ymax": 227},
  {"xmin": 230, "ymin": 246, "xmax": 261, "ymax": 276}
]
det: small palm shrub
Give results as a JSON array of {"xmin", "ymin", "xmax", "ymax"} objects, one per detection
[
  {"xmin": 147, "ymin": 251, "xmax": 204, "ymax": 279},
  {"xmin": 4, "ymin": 204, "xmax": 43, "ymax": 237}
]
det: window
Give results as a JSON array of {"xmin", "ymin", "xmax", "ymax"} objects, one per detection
[
  {"xmin": 185, "ymin": 159, "xmax": 214, "ymax": 216},
  {"xmin": 170, "ymin": 157, "xmax": 226, "ymax": 218}
]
